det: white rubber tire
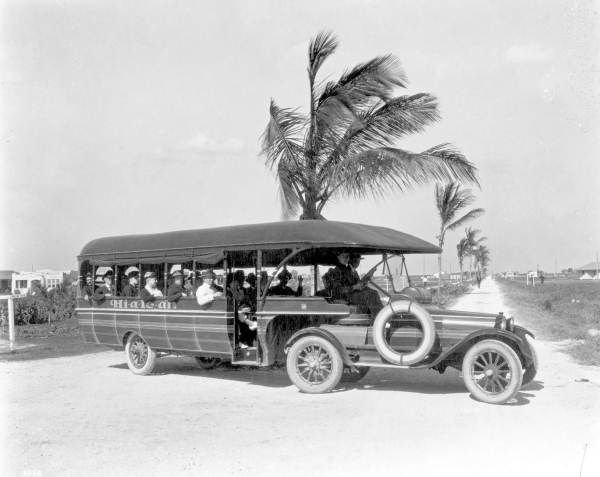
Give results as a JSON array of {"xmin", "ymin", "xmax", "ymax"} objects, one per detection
[
  {"xmin": 286, "ymin": 335, "xmax": 343, "ymax": 394},
  {"xmin": 125, "ymin": 333, "xmax": 157, "ymax": 376},
  {"xmin": 462, "ymin": 339, "xmax": 523, "ymax": 404},
  {"xmin": 372, "ymin": 300, "xmax": 435, "ymax": 365}
]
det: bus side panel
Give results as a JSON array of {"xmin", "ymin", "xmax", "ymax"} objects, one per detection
[
  {"xmin": 91, "ymin": 303, "xmax": 120, "ymax": 346},
  {"xmin": 76, "ymin": 299, "xmax": 99, "ymax": 344},
  {"xmin": 137, "ymin": 311, "xmax": 171, "ymax": 349},
  {"xmin": 188, "ymin": 297, "xmax": 233, "ymax": 354}
]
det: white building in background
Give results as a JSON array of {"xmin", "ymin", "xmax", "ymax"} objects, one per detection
[
  {"xmin": 11, "ymin": 270, "xmax": 70, "ymax": 294},
  {"xmin": 576, "ymin": 262, "xmax": 600, "ymax": 280}
]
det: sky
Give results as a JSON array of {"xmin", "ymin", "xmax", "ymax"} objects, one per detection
[{"xmin": 1, "ymin": 0, "xmax": 599, "ymax": 275}]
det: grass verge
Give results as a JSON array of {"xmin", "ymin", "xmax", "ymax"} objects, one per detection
[{"xmin": 497, "ymin": 278, "xmax": 600, "ymax": 365}]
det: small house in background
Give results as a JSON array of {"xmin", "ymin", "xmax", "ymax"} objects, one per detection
[
  {"xmin": 11, "ymin": 270, "xmax": 71, "ymax": 294},
  {"xmin": 577, "ymin": 262, "xmax": 600, "ymax": 280},
  {"xmin": 0, "ymin": 270, "xmax": 15, "ymax": 293}
]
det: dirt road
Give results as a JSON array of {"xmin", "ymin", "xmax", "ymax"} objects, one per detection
[{"xmin": 2, "ymin": 278, "xmax": 599, "ymax": 477}]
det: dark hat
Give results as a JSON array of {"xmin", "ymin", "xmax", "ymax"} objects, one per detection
[
  {"xmin": 144, "ymin": 271, "xmax": 157, "ymax": 280},
  {"xmin": 127, "ymin": 270, "xmax": 139, "ymax": 279},
  {"xmin": 171, "ymin": 270, "xmax": 183, "ymax": 278},
  {"xmin": 277, "ymin": 269, "xmax": 292, "ymax": 281}
]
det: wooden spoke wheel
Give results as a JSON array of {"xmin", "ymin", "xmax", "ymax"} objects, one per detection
[
  {"xmin": 462, "ymin": 339, "xmax": 522, "ymax": 404},
  {"xmin": 125, "ymin": 333, "xmax": 157, "ymax": 376},
  {"xmin": 286, "ymin": 336, "xmax": 343, "ymax": 394}
]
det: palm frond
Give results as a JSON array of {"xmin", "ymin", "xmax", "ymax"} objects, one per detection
[
  {"xmin": 314, "ymin": 54, "xmax": 407, "ymax": 128},
  {"xmin": 308, "ymin": 31, "xmax": 338, "ymax": 81},
  {"xmin": 324, "ymin": 146, "xmax": 478, "ymax": 200},
  {"xmin": 447, "ymin": 207, "xmax": 485, "ymax": 231},
  {"xmin": 319, "ymin": 94, "xmax": 440, "ymax": 182},
  {"xmin": 423, "ymin": 144, "xmax": 480, "ymax": 187},
  {"xmin": 261, "ymin": 99, "xmax": 306, "ymax": 169},
  {"xmin": 260, "ymin": 99, "xmax": 308, "ymax": 216}
]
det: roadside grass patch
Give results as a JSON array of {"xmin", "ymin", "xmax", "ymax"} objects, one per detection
[{"xmin": 497, "ymin": 279, "xmax": 600, "ymax": 365}]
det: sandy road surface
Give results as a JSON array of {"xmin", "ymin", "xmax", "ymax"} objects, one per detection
[{"xmin": 2, "ymin": 278, "xmax": 599, "ymax": 477}]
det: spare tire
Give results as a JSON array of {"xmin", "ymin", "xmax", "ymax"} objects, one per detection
[{"xmin": 373, "ymin": 300, "xmax": 435, "ymax": 366}]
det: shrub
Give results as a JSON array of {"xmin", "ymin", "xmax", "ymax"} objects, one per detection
[{"xmin": 13, "ymin": 285, "xmax": 76, "ymax": 325}]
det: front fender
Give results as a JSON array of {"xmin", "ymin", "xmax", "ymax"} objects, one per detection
[
  {"xmin": 284, "ymin": 327, "xmax": 354, "ymax": 367},
  {"xmin": 432, "ymin": 327, "xmax": 536, "ymax": 369}
]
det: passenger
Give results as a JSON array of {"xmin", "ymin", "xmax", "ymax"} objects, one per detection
[
  {"xmin": 229, "ymin": 270, "xmax": 246, "ymax": 303},
  {"xmin": 93, "ymin": 270, "xmax": 114, "ymax": 303},
  {"xmin": 183, "ymin": 273, "xmax": 195, "ymax": 296},
  {"xmin": 167, "ymin": 270, "xmax": 184, "ymax": 302},
  {"xmin": 81, "ymin": 273, "xmax": 94, "ymax": 300},
  {"xmin": 237, "ymin": 305, "xmax": 257, "ymax": 348},
  {"xmin": 329, "ymin": 251, "xmax": 383, "ymax": 317},
  {"xmin": 196, "ymin": 270, "xmax": 223, "ymax": 305},
  {"xmin": 316, "ymin": 267, "xmax": 334, "ymax": 297},
  {"xmin": 121, "ymin": 269, "xmax": 139, "ymax": 297},
  {"xmin": 245, "ymin": 273, "xmax": 257, "ymax": 308},
  {"xmin": 267, "ymin": 269, "xmax": 303, "ymax": 296},
  {"xmin": 140, "ymin": 272, "xmax": 163, "ymax": 303}
]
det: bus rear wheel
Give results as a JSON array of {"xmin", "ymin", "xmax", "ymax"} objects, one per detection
[
  {"xmin": 125, "ymin": 333, "xmax": 157, "ymax": 375},
  {"xmin": 194, "ymin": 357, "xmax": 221, "ymax": 370}
]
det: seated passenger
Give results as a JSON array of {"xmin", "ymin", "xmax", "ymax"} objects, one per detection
[
  {"xmin": 183, "ymin": 273, "xmax": 195, "ymax": 296},
  {"xmin": 237, "ymin": 305, "xmax": 257, "ymax": 348},
  {"xmin": 330, "ymin": 251, "xmax": 382, "ymax": 317},
  {"xmin": 315, "ymin": 267, "xmax": 334, "ymax": 297},
  {"xmin": 93, "ymin": 270, "xmax": 114, "ymax": 303},
  {"xmin": 121, "ymin": 269, "xmax": 139, "ymax": 297},
  {"xmin": 267, "ymin": 269, "xmax": 303, "ymax": 296},
  {"xmin": 140, "ymin": 272, "xmax": 163, "ymax": 303},
  {"xmin": 167, "ymin": 270, "xmax": 184, "ymax": 302},
  {"xmin": 81, "ymin": 273, "xmax": 94, "ymax": 300},
  {"xmin": 229, "ymin": 270, "xmax": 246, "ymax": 303},
  {"xmin": 196, "ymin": 270, "xmax": 223, "ymax": 305},
  {"xmin": 244, "ymin": 273, "xmax": 258, "ymax": 309}
]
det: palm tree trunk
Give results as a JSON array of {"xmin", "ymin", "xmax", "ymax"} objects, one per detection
[
  {"xmin": 299, "ymin": 193, "xmax": 325, "ymax": 220},
  {"xmin": 459, "ymin": 262, "xmax": 463, "ymax": 284}
]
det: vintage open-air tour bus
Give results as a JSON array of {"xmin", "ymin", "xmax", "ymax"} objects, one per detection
[{"xmin": 76, "ymin": 220, "xmax": 537, "ymax": 404}]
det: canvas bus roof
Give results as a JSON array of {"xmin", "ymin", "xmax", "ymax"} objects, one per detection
[{"xmin": 79, "ymin": 220, "xmax": 440, "ymax": 266}]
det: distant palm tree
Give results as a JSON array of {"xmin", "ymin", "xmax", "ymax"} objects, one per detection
[
  {"xmin": 463, "ymin": 227, "xmax": 487, "ymax": 280},
  {"xmin": 474, "ymin": 245, "xmax": 491, "ymax": 275},
  {"xmin": 434, "ymin": 182, "xmax": 484, "ymax": 295},
  {"xmin": 261, "ymin": 31, "xmax": 479, "ymax": 219},
  {"xmin": 456, "ymin": 237, "xmax": 470, "ymax": 284}
]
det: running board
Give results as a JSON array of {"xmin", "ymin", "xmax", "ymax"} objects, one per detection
[
  {"xmin": 231, "ymin": 360, "xmax": 260, "ymax": 366},
  {"xmin": 354, "ymin": 362, "xmax": 411, "ymax": 369}
]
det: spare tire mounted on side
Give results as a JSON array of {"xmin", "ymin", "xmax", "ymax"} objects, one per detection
[{"xmin": 372, "ymin": 300, "xmax": 435, "ymax": 366}]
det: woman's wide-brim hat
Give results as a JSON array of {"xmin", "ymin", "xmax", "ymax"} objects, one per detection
[{"xmin": 144, "ymin": 271, "xmax": 157, "ymax": 280}]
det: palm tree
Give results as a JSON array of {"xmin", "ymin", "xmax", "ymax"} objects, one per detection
[
  {"xmin": 463, "ymin": 227, "xmax": 487, "ymax": 280},
  {"xmin": 261, "ymin": 31, "xmax": 479, "ymax": 220},
  {"xmin": 456, "ymin": 237, "xmax": 470, "ymax": 284},
  {"xmin": 473, "ymin": 245, "xmax": 491, "ymax": 276},
  {"xmin": 434, "ymin": 182, "xmax": 484, "ymax": 295}
]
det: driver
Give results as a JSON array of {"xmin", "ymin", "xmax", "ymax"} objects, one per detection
[{"xmin": 330, "ymin": 251, "xmax": 383, "ymax": 317}]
